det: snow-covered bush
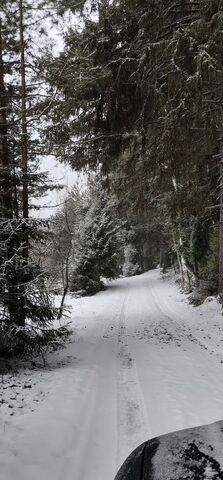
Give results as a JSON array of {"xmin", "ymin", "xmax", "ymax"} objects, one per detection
[
  {"xmin": 122, "ymin": 245, "xmax": 141, "ymax": 277},
  {"xmin": 0, "ymin": 320, "xmax": 71, "ymax": 360}
]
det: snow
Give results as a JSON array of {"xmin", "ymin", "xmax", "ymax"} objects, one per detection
[{"xmin": 1, "ymin": 269, "xmax": 223, "ymax": 480}]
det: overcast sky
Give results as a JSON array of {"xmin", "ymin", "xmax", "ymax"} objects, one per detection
[
  {"xmin": 35, "ymin": 156, "xmax": 85, "ymax": 219},
  {"xmin": 34, "ymin": 8, "xmax": 84, "ymax": 219}
]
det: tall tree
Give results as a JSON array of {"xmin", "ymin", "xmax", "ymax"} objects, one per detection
[
  {"xmin": 43, "ymin": 0, "xmax": 223, "ymax": 295},
  {"xmin": 0, "ymin": 0, "xmax": 66, "ymax": 355},
  {"xmin": 19, "ymin": 0, "xmax": 29, "ymax": 256}
]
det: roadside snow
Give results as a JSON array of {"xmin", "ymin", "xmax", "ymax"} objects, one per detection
[{"xmin": 1, "ymin": 269, "xmax": 223, "ymax": 480}]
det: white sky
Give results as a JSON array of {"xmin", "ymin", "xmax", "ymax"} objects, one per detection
[
  {"xmin": 34, "ymin": 8, "xmax": 85, "ymax": 219},
  {"xmin": 32, "ymin": 1, "xmax": 98, "ymax": 219},
  {"xmin": 35, "ymin": 156, "xmax": 85, "ymax": 218}
]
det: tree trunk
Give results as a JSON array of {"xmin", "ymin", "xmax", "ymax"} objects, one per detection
[
  {"xmin": 58, "ymin": 202, "xmax": 72, "ymax": 319},
  {"xmin": 0, "ymin": 19, "xmax": 19, "ymax": 325},
  {"xmin": 58, "ymin": 258, "xmax": 69, "ymax": 321},
  {"xmin": 172, "ymin": 231, "xmax": 185, "ymax": 288},
  {"xmin": 19, "ymin": 0, "xmax": 29, "ymax": 259},
  {"xmin": 218, "ymin": 157, "xmax": 223, "ymax": 299},
  {"xmin": 17, "ymin": 0, "xmax": 29, "ymax": 327},
  {"xmin": 0, "ymin": 19, "xmax": 13, "ymax": 218}
]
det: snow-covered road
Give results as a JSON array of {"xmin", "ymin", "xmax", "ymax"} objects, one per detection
[{"xmin": 1, "ymin": 270, "xmax": 223, "ymax": 480}]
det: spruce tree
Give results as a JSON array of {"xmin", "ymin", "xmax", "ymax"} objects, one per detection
[
  {"xmin": 0, "ymin": 0, "xmax": 67, "ymax": 356},
  {"xmin": 71, "ymin": 182, "xmax": 122, "ymax": 295},
  {"xmin": 43, "ymin": 0, "xmax": 223, "ymax": 295}
]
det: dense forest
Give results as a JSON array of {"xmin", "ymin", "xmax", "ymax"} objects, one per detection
[{"xmin": 1, "ymin": 0, "xmax": 223, "ymax": 357}]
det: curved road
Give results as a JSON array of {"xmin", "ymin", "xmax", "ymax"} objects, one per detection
[{"xmin": 1, "ymin": 270, "xmax": 223, "ymax": 480}]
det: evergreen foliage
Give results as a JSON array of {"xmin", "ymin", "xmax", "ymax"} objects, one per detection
[
  {"xmin": 43, "ymin": 0, "xmax": 223, "ymax": 297},
  {"xmin": 200, "ymin": 227, "xmax": 219, "ymax": 296},
  {"xmin": 49, "ymin": 180, "xmax": 123, "ymax": 296},
  {"xmin": 123, "ymin": 244, "xmax": 141, "ymax": 278},
  {"xmin": 0, "ymin": 0, "xmax": 69, "ymax": 357},
  {"xmin": 2, "ymin": 0, "xmax": 223, "ymax": 358}
]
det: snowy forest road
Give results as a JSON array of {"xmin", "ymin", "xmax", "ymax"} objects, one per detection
[{"xmin": 2, "ymin": 270, "xmax": 223, "ymax": 480}]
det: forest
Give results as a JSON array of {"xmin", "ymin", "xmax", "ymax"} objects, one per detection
[{"xmin": 1, "ymin": 0, "xmax": 223, "ymax": 358}]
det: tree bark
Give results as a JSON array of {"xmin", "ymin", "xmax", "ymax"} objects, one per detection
[
  {"xmin": 19, "ymin": 0, "xmax": 29, "ymax": 259},
  {"xmin": 172, "ymin": 231, "xmax": 185, "ymax": 288},
  {"xmin": 0, "ymin": 18, "xmax": 13, "ymax": 219},
  {"xmin": 218, "ymin": 156, "xmax": 223, "ymax": 298},
  {"xmin": 58, "ymin": 257, "xmax": 69, "ymax": 321},
  {"xmin": 18, "ymin": 0, "xmax": 29, "ymax": 326},
  {"xmin": 0, "ymin": 18, "xmax": 19, "ymax": 325},
  {"xmin": 58, "ymin": 202, "xmax": 72, "ymax": 319}
]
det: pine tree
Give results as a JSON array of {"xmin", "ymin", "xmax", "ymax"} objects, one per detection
[
  {"xmin": 71, "ymin": 181, "xmax": 122, "ymax": 295},
  {"xmin": 0, "ymin": 0, "xmax": 68, "ymax": 356},
  {"xmin": 43, "ymin": 0, "xmax": 223, "ymax": 296}
]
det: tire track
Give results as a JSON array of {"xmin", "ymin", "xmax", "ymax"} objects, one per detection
[{"xmin": 116, "ymin": 291, "xmax": 150, "ymax": 468}]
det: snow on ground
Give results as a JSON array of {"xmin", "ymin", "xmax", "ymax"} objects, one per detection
[{"xmin": 1, "ymin": 269, "xmax": 223, "ymax": 480}]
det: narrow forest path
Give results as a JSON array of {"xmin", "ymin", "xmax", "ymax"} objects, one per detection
[{"xmin": 1, "ymin": 270, "xmax": 223, "ymax": 480}]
